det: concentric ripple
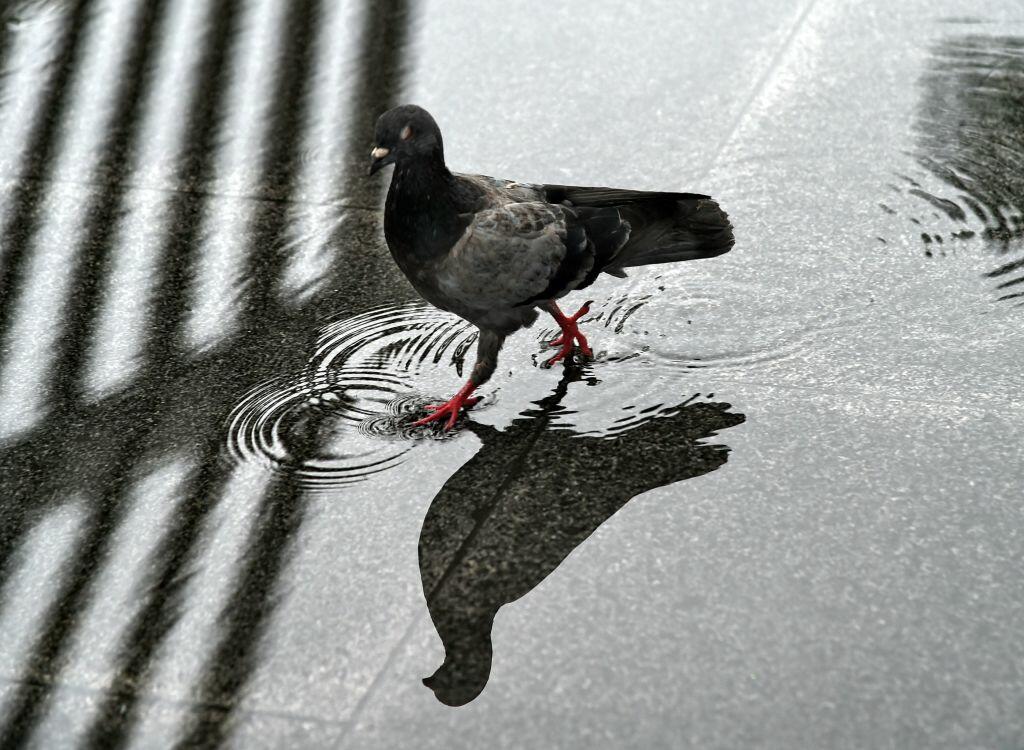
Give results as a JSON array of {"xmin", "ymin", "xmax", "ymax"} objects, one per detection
[
  {"xmin": 225, "ymin": 298, "xmax": 669, "ymax": 487},
  {"xmin": 881, "ymin": 34, "xmax": 1024, "ymax": 305},
  {"xmin": 567, "ymin": 284, "xmax": 863, "ymax": 377},
  {"xmin": 226, "ymin": 303, "xmax": 479, "ymax": 490},
  {"xmin": 226, "ymin": 285, "xmax": 798, "ymax": 487}
]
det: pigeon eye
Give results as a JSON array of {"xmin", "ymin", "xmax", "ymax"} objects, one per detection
[{"xmin": 400, "ymin": 125, "xmax": 413, "ymax": 141}]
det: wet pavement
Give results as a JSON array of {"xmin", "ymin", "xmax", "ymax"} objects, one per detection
[{"xmin": 0, "ymin": 0, "xmax": 1022, "ymax": 748}]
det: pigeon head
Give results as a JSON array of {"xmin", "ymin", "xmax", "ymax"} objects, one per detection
[
  {"xmin": 368, "ymin": 104, "xmax": 444, "ymax": 175},
  {"xmin": 421, "ymin": 635, "xmax": 493, "ymax": 706}
]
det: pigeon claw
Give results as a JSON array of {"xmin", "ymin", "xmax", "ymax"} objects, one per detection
[
  {"xmin": 413, "ymin": 382, "xmax": 480, "ymax": 430},
  {"xmin": 544, "ymin": 301, "xmax": 593, "ymax": 367}
]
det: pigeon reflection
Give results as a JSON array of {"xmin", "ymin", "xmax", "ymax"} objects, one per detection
[{"xmin": 417, "ymin": 365, "xmax": 745, "ymax": 706}]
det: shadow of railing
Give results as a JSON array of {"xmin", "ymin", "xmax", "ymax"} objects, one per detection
[
  {"xmin": 0, "ymin": 0, "xmax": 744, "ymax": 742},
  {"xmin": 0, "ymin": 0, "xmax": 412, "ymax": 747}
]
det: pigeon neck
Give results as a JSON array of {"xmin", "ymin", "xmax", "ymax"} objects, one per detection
[
  {"xmin": 394, "ymin": 153, "xmax": 450, "ymax": 189},
  {"xmin": 385, "ymin": 156, "xmax": 462, "ymax": 261},
  {"xmin": 389, "ymin": 154, "xmax": 456, "ymax": 211}
]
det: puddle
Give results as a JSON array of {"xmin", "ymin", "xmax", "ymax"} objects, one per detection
[
  {"xmin": 220, "ymin": 301, "xmax": 539, "ymax": 484},
  {"xmin": 225, "ymin": 297, "xmax": 752, "ymax": 487},
  {"xmin": 223, "ymin": 299, "xmax": 747, "ymax": 707},
  {"xmin": 882, "ymin": 34, "xmax": 1024, "ymax": 305},
  {"xmin": 1, "ymin": 0, "xmax": 1021, "ymax": 745}
]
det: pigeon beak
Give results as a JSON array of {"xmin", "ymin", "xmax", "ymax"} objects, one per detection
[{"xmin": 368, "ymin": 146, "xmax": 394, "ymax": 176}]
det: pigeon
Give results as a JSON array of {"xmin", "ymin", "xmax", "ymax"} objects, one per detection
[{"xmin": 368, "ymin": 104, "xmax": 734, "ymax": 429}]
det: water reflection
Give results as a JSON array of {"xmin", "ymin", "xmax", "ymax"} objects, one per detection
[
  {"xmin": 0, "ymin": 0, "xmax": 748, "ymax": 738},
  {"xmin": 223, "ymin": 294, "xmax": 745, "ymax": 709},
  {"xmin": 225, "ymin": 295, "xmax": 692, "ymax": 489},
  {"xmin": 0, "ymin": 0, "xmax": 413, "ymax": 746},
  {"xmin": 889, "ymin": 34, "xmax": 1024, "ymax": 304},
  {"xmin": 418, "ymin": 365, "xmax": 745, "ymax": 706},
  {"xmin": 0, "ymin": 0, "xmax": 744, "ymax": 741}
]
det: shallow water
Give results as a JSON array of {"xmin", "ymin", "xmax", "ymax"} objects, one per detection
[
  {"xmin": 0, "ymin": 0, "xmax": 1022, "ymax": 748},
  {"xmin": 877, "ymin": 34, "xmax": 1024, "ymax": 305}
]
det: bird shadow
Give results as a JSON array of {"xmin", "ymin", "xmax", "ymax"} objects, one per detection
[{"xmin": 417, "ymin": 362, "xmax": 746, "ymax": 706}]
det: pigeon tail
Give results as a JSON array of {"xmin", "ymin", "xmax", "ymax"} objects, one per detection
[{"xmin": 542, "ymin": 185, "xmax": 735, "ymax": 273}]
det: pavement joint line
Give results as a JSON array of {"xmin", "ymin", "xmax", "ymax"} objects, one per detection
[
  {"xmin": 427, "ymin": 412, "xmax": 552, "ymax": 601},
  {"xmin": 619, "ymin": 0, "xmax": 820, "ymax": 304},
  {"xmin": 0, "ymin": 173, "xmax": 381, "ymax": 214},
  {"xmin": 687, "ymin": 374, "xmax": 1024, "ymax": 413},
  {"xmin": 0, "ymin": 674, "xmax": 354, "ymax": 733},
  {"xmin": 698, "ymin": 0, "xmax": 822, "ymax": 182},
  {"xmin": 340, "ymin": 609, "xmax": 428, "ymax": 741}
]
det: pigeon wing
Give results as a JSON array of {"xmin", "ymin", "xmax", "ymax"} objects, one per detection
[
  {"xmin": 456, "ymin": 173, "xmax": 546, "ymax": 205},
  {"xmin": 438, "ymin": 202, "xmax": 593, "ymax": 309}
]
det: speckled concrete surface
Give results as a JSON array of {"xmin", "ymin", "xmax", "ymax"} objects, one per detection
[{"xmin": 0, "ymin": 0, "xmax": 1022, "ymax": 748}]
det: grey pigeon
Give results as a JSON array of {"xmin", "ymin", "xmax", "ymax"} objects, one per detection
[{"xmin": 368, "ymin": 104, "xmax": 734, "ymax": 428}]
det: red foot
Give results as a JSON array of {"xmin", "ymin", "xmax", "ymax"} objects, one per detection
[
  {"xmin": 546, "ymin": 300, "xmax": 594, "ymax": 367},
  {"xmin": 413, "ymin": 381, "xmax": 480, "ymax": 430}
]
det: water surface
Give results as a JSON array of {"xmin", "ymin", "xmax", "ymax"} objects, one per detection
[{"xmin": 0, "ymin": 1, "xmax": 1022, "ymax": 748}]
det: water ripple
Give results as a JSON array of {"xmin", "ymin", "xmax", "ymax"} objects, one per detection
[
  {"xmin": 227, "ymin": 291, "xmax": 774, "ymax": 487},
  {"xmin": 881, "ymin": 34, "xmax": 1024, "ymax": 306},
  {"xmin": 226, "ymin": 304, "xmax": 480, "ymax": 490}
]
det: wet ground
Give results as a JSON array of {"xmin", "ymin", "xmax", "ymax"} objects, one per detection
[{"xmin": 0, "ymin": 0, "xmax": 1022, "ymax": 747}]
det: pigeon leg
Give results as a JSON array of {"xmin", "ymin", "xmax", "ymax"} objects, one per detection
[
  {"xmin": 544, "ymin": 299, "xmax": 593, "ymax": 367},
  {"xmin": 413, "ymin": 380, "xmax": 481, "ymax": 429},
  {"xmin": 414, "ymin": 329, "xmax": 505, "ymax": 430}
]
